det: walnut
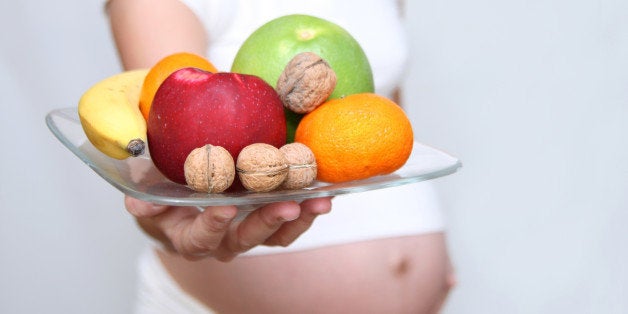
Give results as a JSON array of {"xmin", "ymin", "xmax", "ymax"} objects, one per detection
[
  {"xmin": 280, "ymin": 142, "xmax": 317, "ymax": 189},
  {"xmin": 236, "ymin": 143, "xmax": 288, "ymax": 192},
  {"xmin": 276, "ymin": 52, "xmax": 337, "ymax": 114},
  {"xmin": 184, "ymin": 144, "xmax": 235, "ymax": 193}
]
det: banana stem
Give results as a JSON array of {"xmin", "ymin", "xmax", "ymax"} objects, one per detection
[{"xmin": 126, "ymin": 139, "xmax": 146, "ymax": 157}]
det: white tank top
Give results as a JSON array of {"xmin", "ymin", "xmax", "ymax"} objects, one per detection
[
  {"xmin": 182, "ymin": 0, "xmax": 409, "ymax": 98},
  {"xmin": 179, "ymin": 0, "xmax": 444, "ymax": 254}
]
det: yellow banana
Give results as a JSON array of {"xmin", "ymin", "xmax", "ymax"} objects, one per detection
[{"xmin": 78, "ymin": 69, "xmax": 149, "ymax": 159}]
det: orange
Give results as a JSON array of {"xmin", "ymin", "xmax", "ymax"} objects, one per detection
[
  {"xmin": 139, "ymin": 52, "xmax": 217, "ymax": 120},
  {"xmin": 295, "ymin": 93, "xmax": 414, "ymax": 183}
]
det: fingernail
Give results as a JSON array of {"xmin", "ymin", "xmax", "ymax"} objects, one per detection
[
  {"xmin": 215, "ymin": 207, "xmax": 237, "ymax": 222},
  {"xmin": 280, "ymin": 211, "xmax": 300, "ymax": 222},
  {"xmin": 151, "ymin": 204, "xmax": 168, "ymax": 211}
]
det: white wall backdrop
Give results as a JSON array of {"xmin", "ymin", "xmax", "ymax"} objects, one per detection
[
  {"xmin": 0, "ymin": 1, "xmax": 146, "ymax": 313},
  {"xmin": 403, "ymin": 1, "xmax": 628, "ymax": 313},
  {"xmin": 1, "ymin": 0, "xmax": 626, "ymax": 313}
]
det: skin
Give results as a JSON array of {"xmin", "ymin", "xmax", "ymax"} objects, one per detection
[{"xmin": 108, "ymin": 0, "xmax": 455, "ymax": 312}]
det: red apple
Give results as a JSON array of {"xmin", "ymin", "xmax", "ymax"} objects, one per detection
[{"xmin": 147, "ymin": 67, "xmax": 286, "ymax": 184}]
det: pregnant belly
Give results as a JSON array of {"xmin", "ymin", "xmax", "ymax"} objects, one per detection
[{"xmin": 158, "ymin": 233, "xmax": 451, "ymax": 314}]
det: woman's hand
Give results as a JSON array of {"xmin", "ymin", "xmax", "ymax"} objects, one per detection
[
  {"xmin": 110, "ymin": 0, "xmax": 333, "ymax": 262},
  {"xmin": 125, "ymin": 196, "xmax": 332, "ymax": 262}
]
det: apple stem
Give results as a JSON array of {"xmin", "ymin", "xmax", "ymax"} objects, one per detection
[{"xmin": 127, "ymin": 139, "xmax": 145, "ymax": 157}]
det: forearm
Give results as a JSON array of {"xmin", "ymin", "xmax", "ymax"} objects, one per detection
[{"xmin": 106, "ymin": 0, "xmax": 208, "ymax": 69}]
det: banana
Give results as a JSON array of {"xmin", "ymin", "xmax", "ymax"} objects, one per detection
[{"xmin": 78, "ymin": 69, "xmax": 149, "ymax": 159}]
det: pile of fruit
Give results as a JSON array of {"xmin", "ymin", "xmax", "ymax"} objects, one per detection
[{"xmin": 78, "ymin": 14, "xmax": 414, "ymax": 193}]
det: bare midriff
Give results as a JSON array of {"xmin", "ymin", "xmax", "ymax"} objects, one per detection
[{"xmin": 158, "ymin": 233, "xmax": 451, "ymax": 314}]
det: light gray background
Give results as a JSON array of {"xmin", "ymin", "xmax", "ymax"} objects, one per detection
[{"xmin": 1, "ymin": 0, "xmax": 626, "ymax": 313}]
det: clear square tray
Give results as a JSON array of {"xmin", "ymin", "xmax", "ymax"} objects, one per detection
[{"xmin": 46, "ymin": 108, "xmax": 462, "ymax": 206}]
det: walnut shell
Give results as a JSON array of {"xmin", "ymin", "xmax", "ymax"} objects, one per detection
[
  {"xmin": 184, "ymin": 144, "xmax": 235, "ymax": 193},
  {"xmin": 236, "ymin": 143, "xmax": 288, "ymax": 192},
  {"xmin": 276, "ymin": 52, "xmax": 337, "ymax": 114},
  {"xmin": 280, "ymin": 142, "xmax": 317, "ymax": 189}
]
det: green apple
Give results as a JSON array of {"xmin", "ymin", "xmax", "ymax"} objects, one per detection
[{"xmin": 231, "ymin": 14, "xmax": 374, "ymax": 142}]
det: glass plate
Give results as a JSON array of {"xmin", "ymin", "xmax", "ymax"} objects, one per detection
[{"xmin": 46, "ymin": 108, "xmax": 462, "ymax": 206}]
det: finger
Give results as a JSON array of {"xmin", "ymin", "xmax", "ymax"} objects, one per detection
[
  {"xmin": 264, "ymin": 197, "xmax": 333, "ymax": 247},
  {"xmin": 152, "ymin": 206, "xmax": 237, "ymax": 258},
  {"xmin": 229, "ymin": 201, "xmax": 301, "ymax": 253},
  {"xmin": 124, "ymin": 196, "xmax": 169, "ymax": 217},
  {"xmin": 185, "ymin": 206, "xmax": 238, "ymax": 254},
  {"xmin": 300, "ymin": 196, "xmax": 333, "ymax": 215}
]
